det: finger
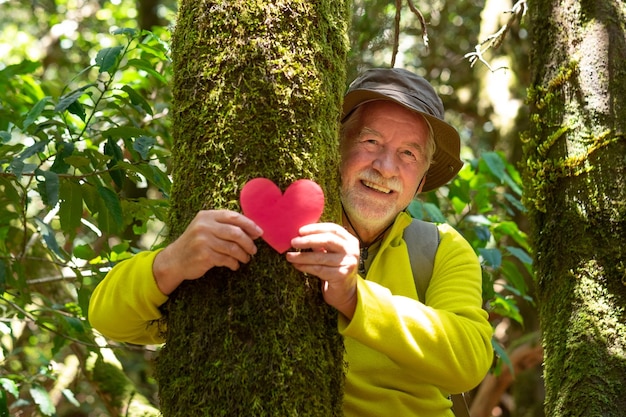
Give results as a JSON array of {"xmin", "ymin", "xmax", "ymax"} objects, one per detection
[
  {"xmin": 297, "ymin": 222, "xmax": 350, "ymax": 238},
  {"xmin": 212, "ymin": 239, "xmax": 255, "ymax": 265},
  {"xmin": 286, "ymin": 250, "xmax": 344, "ymax": 267},
  {"xmin": 214, "ymin": 210, "xmax": 263, "ymax": 239},
  {"xmin": 291, "ymin": 233, "xmax": 358, "ymax": 255}
]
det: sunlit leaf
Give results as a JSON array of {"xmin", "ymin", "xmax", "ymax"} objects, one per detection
[
  {"xmin": 95, "ymin": 46, "xmax": 124, "ymax": 74},
  {"xmin": 23, "ymin": 96, "xmax": 51, "ymax": 130},
  {"xmin": 125, "ymin": 58, "xmax": 168, "ymax": 83},
  {"xmin": 0, "ymin": 60, "xmax": 40, "ymax": 78},
  {"xmin": 62, "ymin": 388, "xmax": 80, "ymax": 407},
  {"xmin": 29, "ymin": 385, "xmax": 55, "ymax": 416},
  {"xmin": 73, "ymin": 244, "xmax": 96, "ymax": 260},
  {"xmin": 111, "ymin": 27, "xmax": 138, "ymax": 37},
  {"xmin": 138, "ymin": 42, "xmax": 168, "ymax": 61},
  {"xmin": 0, "ymin": 379, "xmax": 18, "ymax": 399},
  {"xmin": 489, "ymin": 294, "xmax": 524, "ymax": 324},
  {"xmin": 120, "ymin": 84, "xmax": 153, "ymax": 115}
]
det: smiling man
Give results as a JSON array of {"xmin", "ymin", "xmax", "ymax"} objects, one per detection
[{"xmin": 89, "ymin": 68, "xmax": 493, "ymax": 417}]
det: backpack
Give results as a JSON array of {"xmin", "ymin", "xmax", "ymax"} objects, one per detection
[{"xmin": 403, "ymin": 219, "xmax": 471, "ymax": 417}]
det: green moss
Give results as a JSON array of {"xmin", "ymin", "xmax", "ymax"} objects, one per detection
[
  {"xmin": 156, "ymin": 1, "xmax": 349, "ymax": 416},
  {"xmin": 524, "ymin": 4, "xmax": 626, "ymax": 414}
]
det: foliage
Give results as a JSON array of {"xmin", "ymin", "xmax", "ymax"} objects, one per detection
[{"xmin": 0, "ymin": 26, "xmax": 172, "ymax": 416}]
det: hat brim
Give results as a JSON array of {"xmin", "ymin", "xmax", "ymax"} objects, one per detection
[{"xmin": 342, "ymin": 90, "xmax": 463, "ymax": 192}]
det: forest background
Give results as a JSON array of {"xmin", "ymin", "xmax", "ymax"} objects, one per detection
[{"xmin": 1, "ymin": 0, "xmax": 541, "ymax": 416}]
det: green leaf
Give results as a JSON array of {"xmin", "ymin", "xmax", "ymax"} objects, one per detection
[
  {"xmin": 482, "ymin": 152, "xmax": 523, "ymax": 195},
  {"xmin": 104, "ymin": 137, "xmax": 125, "ymax": 189},
  {"xmin": 29, "ymin": 385, "xmax": 56, "ymax": 416},
  {"xmin": 501, "ymin": 260, "xmax": 530, "ymax": 296},
  {"xmin": 506, "ymin": 246, "xmax": 533, "ymax": 265},
  {"xmin": 111, "ymin": 27, "xmax": 138, "ymax": 37},
  {"xmin": 18, "ymin": 139, "xmax": 48, "ymax": 160},
  {"xmin": 0, "ymin": 60, "xmax": 40, "ymax": 78},
  {"xmin": 8, "ymin": 159, "xmax": 36, "ymax": 179},
  {"xmin": 67, "ymin": 100, "xmax": 86, "ymax": 121},
  {"xmin": 23, "ymin": 96, "xmax": 51, "ymax": 130},
  {"xmin": 97, "ymin": 186, "xmax": 123, "ymax": 233},
  {"xmin": 489, "ymin": 294, "xmax": 523, "ymax": 324},
  {"xmin": 62, "ymin": 388, "xmax": 80, "ymax": 407},
  {"xmin": 0, "ymin": 378, "xmax": 19, "ymax": 398},
  {"xmin": 59, "ymin": 180, "xmax": 83, "ymax": 234},
  {"xmin": 133, "ymin": 136, "xmax": 156, "ymax": 160},
  {"xmin": 118, "ymin": 161, "xmax": 171, "ymax": 196},
  {"xmin": 73, "ymin": 244, "xmax": 96, "ymax": 260},
  {"xmin": 124, "ymin": 58, "xmax": 168, "ymax": 83},
  {"xmin": 64, "ymin": 155, "xmax": 91, "ymax": 169},
  {"xmin": 492, "ymin": 339, "xmax": 514, "ymax": 377},
  {"xmin": 34, "ymin": 218, "xmax": 66, "ymax": 260},
  {"xmin": 35, "ymin": 169, "xmax": 60, "ymax": 207},
  {"xmin": 0, "ymin": 388, "xmax": 8, "ymax": 417},
  {"xmin": 95, "ymin": 46, "xmax": 124, "ymax": 74},
  {"xmin": 120, "ymin": 84, "xmax": 153, "ymax": 115},
  {"xmin": 50, "ymin": 141, "xmax": 75, "ymax": 174},
  {"xmin": 55, "ymin": 86, "xmax": 94, "ymax": 113},
  {"xmin": 0, "ymin": 260, "xmax": 5, "ymax": 293},
  {"xmin": 479, "ymin": 248, "xmax": 502, "ymax": 268},
  {"xmin": 138, "ymin": 42, "xmax": 168, "ymax": 61},
  {"xmin": 101, "ymin": 126, "xmax": 149, "ymax": 140}
]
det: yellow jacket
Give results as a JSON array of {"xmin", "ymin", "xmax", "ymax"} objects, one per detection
[{"xmin": 89, "ymin": 212, "xmax": 493, "ymax": 416}]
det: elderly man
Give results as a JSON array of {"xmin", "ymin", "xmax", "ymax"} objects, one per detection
[{"xmin": 89, "ymin": 68, "xmax": 493, "ymax": 417}]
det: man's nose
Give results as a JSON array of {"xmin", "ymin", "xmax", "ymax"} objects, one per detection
[{"xmin": 372, "ymin": 149, "xmax": 399, "ymax": 178}]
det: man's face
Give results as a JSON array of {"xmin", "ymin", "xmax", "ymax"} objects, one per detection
[{"xmin": 340, "ymin": 101, "xmax": 431, "ymax": 233}]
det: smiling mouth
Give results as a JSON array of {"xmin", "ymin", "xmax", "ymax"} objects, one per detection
[{"xmin": 362, "ymin": 180, "xmax": 393, "ymax": 194}]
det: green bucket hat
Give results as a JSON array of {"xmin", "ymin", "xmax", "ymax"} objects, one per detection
[{"xmin": 342, "ymin": 68, "xmax": 463, "ymax": 192}]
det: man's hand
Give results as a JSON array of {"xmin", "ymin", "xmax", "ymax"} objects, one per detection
[
  {"xmin": 286, "ymin": 223, "xmax": 360, "ymax": 319},
  {"xmin": 152, "ymin": 210, "xmax": 263, "ymax": 295}
]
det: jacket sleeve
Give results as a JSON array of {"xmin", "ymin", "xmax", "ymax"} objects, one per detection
[
  {"xmin": 338, "ymin": 224, "xmax": 493, "ymax": 393},
  {"xmin": 88, "ymin": 250, "xmax": 168, "ymax": 345}
]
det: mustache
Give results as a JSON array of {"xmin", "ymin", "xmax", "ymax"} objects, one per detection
[{"xmin": 359, "ymin": 170, "xmax": 403, "ymax": 193}]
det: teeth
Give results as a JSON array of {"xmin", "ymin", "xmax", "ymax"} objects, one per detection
[{"xmin": 363, "ymin": 180, "xmax": 392, "ymax": 194}]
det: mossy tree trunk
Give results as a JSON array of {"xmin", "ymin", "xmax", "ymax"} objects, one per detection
[
  {"xmin": 524, "ymin": 0, "xmax": 626, "ymax": 415},
  {"xmin": 155, "ymin": 1, "xmax": 349, "ymax": 416}
]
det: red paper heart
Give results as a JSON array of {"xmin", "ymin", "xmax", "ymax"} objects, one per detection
[{"xmin": 240, "ymin": 178, "xmax": 325, "ymax": 253}]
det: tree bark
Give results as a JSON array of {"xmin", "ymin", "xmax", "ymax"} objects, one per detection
[
  {"xmin": 525, "ymin": 0, "xmax": 626, "ymax": 415},
  {"xmin": 155, "ymin": 1, "xmax": 349, "ymax": 416}
]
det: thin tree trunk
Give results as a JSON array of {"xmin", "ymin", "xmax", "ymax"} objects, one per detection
[
  {"xmin": 155, "ymin": 1, "xmax": 349, "ymax": 416},
  {"xmin": 525, "ymin": 0, "xmax": 626, "ymax": 415}
]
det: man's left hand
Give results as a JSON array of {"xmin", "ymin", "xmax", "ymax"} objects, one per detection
[{"xmin": 286, "ymin": 223, "xmax": 360, "ymax": 319}]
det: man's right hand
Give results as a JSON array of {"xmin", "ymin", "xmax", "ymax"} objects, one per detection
[{"xmin": 152, "ymin": 210, "xmax": 263, "ymax": 295}]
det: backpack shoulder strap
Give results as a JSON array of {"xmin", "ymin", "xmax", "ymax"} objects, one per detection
[{"xmin": 403, "ymin": 218, "xmax": 440, "ymax": 304}]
